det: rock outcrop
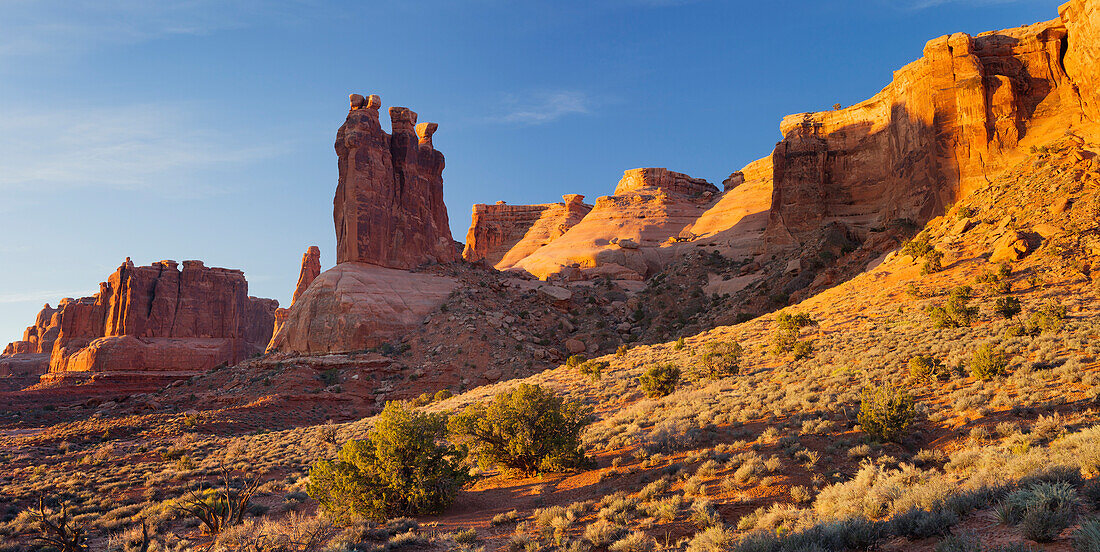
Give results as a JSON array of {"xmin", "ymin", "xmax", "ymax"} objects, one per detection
[
  {"xmin": 462, "ymin": 195, "xmax": 592, "ymax": 270},
  {"xmin": 267, "ymin": 263, "xmax": 458, "ymax": 354},
  {"xmin": 293, "ymin": 246, "xmax": 322, "ymax": 304},
  {"xmin": 765, "ymin": 10, "xmax": 1097, "ymax": 249},
  {"xmin": 1061, "ymin": 0, "xmax": 1100, "ymax": 122},
  {"xmin": 334, "ymin": 94, "xmax": 458, "ymax": 269},
  {"xmin": 508, "ymin": 168, "xmax": 732, "ymax": 280},
  {"xmin": 271, "ymin": 95, "xmax": 460, "ymax": 354},
  {"xmin": 1, "ymin": 259, "xmax": 277, "ymax": 384},
  {"xmin": 270, "ymin": 246, "xmax": 322, "ymax": 344}
]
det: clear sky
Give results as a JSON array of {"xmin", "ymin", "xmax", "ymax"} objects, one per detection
[{"xmin": 0, "ymin": 0, "xmax": 1062, "ymax": 344}]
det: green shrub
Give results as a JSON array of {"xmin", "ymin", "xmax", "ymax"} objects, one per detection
[
  {"xmin": 578, "ymin": 361, "xmax": 607, "ymax": 382},
  {"xmin": 902, "ymin": 232, "xmax": 933, "ymax": 258},
  {"xmin": 970, "ymin": 343, "xmax": 1008, "ymax": 381},
  {"xmin": 921, "ymin": 249, "xmax": 944, "ymax": 275},
  {"xmin": 699, "ymin": 341, "xmax": 743, "ymax": 378},
  {"xmin": 674, "ymin": 337, "xmax": 686, "ymax": 351},
  {"xmin": 566, "ymin": 354, "xmax": 586, "ymax": 368},
  {"xmin": 909, "ymin": 355, "xmax": 947, "ymax": 382},
  {"xmin": 1027, "ymin": 301, "xmax": 1067, "ymax": 334},
  {"xmin": 616, "ymin": 344, "xmax": 629, "ymax": 357},
  {"xmin": 792, "ymin": 340, "xmax": 814, "ymax": 361},
  {"xmin": 857, "ymin": 384, "xmax": 916, "ymax": 442},
  {"xmin": 927, "ymin": 286, "xmax": 978, "ymax": 328},
  {"xmin": 448, "ymin": 384, "xmax": 593, "ymax": 476},
  {"xmin": 639, "ymin": 364, "xmax": 681, "ymax": 398},
  {"xmin": 307, "ymin": 402, "xmax": 470, "ymax": 521},
  {"xmin": 1072, "ymin": 517, "xmax": 1100, "ymax": 552},
  {"xmin": 995, "ymin": 296, "xmax": 1022, "ymax": 319},
  {"xmin": 772, "ymin": 311, "xmax": 818, "ymax": 356}
]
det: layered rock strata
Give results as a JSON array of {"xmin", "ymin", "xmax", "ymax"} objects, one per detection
[
  {"xmin": 334, "ymin": 94, "xmax": 458, "ymax": 268},
  {"xmin": 462, "ymin": 195, "xmax": 592, "ymax": 269},
  {"xmin": 1, "ymin": 259, "xmax": 277, "ymax": 384},
  {"xmin": 765, "ymin": 10, "xmax": 1097, "ymax": 249},
  {"xmin": 270, "ymin": 95, "xmax": 460, "ymax": 354}
]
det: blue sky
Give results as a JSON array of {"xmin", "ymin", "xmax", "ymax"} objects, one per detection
[{"xmin": 0, "ymin": 0, "xmax": 1061, "ymax": 344}]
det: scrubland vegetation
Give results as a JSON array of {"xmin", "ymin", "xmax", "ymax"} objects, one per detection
[{"xmin": 3, "ymin": 139, "xmax": 1100, "ymax": 551}]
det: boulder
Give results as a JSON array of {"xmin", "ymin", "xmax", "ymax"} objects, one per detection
[
  {"xmin": 991, "ymin": 231, "xmax": 1032, "ymax": 263},
  {"xmin": 564, "ymin": 339, "xmax": 586, "ymax": 355}
]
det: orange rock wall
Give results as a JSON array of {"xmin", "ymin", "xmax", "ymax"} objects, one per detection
[
  {"xmin": 462, "ymin": 195, "xmax": 593, "ymax": 269},
  {"xmin": 766, "ymin": 14, "xmax": 1092, "ymax": 248},
  {"xmin": 2, "ymin": 259, "xmax": 277, "ymax": 379}
]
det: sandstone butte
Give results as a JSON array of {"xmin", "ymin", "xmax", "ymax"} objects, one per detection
[
  {"xmin": 0, "ymin": 259, "xmax": 277, "ymax": 384},
  {"xmin": 267, "ymin": 95, "xmax": 461, "ymax": 355},
  {"xmin": 334, "ymin": 93, "xmax": 459, "ymax": 268},
  {"xmin": 462, "ymin": 0, "xmax": 1100, "ymax": 281}
]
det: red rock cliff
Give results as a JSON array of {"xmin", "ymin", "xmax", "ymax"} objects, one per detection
[
  {"xmin": 2, "ymin": 258, "xmax": 277, "ymax": 382},
  {"xmin": 462, "ymin": 195, "xmax": 593, "ymax": 269},
  {"xmin": 765, "ymin": 8, "xmax": 1097, "ymax": 249},
  {"xmin": 333, "ymin": 94, "xmax": 458, "ymax": 269}
]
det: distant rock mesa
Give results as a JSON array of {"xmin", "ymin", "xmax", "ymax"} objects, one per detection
[{"xmin": 1, "ymin": 259, "xmax": 277, "ymax": 384}]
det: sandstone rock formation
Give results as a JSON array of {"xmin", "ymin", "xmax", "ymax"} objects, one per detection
[
  {"xmin": 1, "ymin": 259, "xmax": 277, "ymax": 384},
  {"xmin": 334, "ymin": 94, "xmax": 458, "ymax": 269},
  {"xmin": 270, "ymin": 246, "xmax": 322, "ymax": 344},
  {"xmin": 267, "ymin": 263, "xmax": 458, "ymax": 354},
  {"xmin": 462, "ymin": 195, "xmax": 592, "ymax": 269},
  {"xmin": 502, "ymin": 168, "xmax": 770, "ymax": 281},
  {"xmin": 293, "ymin": 246, "xmax": 322, "ymax": 304},
  {"xmin": 270, "ymin": 95, "xmax": 461, "ymax": 355},
  {"xmin": 765, "ymin": 10, "xmax": 1097, "ymax": 250}
]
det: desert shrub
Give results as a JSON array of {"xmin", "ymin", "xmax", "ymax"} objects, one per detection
[
  {"xmin": 1073, "ymin": 517, "xmax": 1100, "ymax": 552},
  {"xmin": 675, "ymin": 337, "xmax": 687, "ymax": 350},
  {"xmin": 902, "ymin": 232, "xmax": 933, "ymax": 259},
  {"xmin": 927, "ymin": 287, "xmax": 978, "ymax": 328},
  {"xmin": 970, "ymin": 344, "xmax": 1008, "ymax": 381},
  {"xmin": 616, "ymin": 344, "xmax": 629, "ymax": 357},
  {"xmin": 792, "ymin": 340, "xmax": 815, "ymax": 361},
  {"xmin": 433, "ymin": 389, "xmax": 453, "ymax": 402},
  {"xmin": 566, "ymin": 354, "xmax": 586, "ymax": 368},
  {"xmin": 909, "ymin": 355, "xmax": 948, "ymax": 382},
  {"xmin": 922, "ymin": 249, "xmax": 944, "ymax": 275},
  {"xmin": 307, "ymin": 402, "xmax": 470, "ymax": 521},
  {"xmin": 772, "ymin": 311, "xmax": 818, "ymax": 356},
  {"xmin": 577, "ymin": 361, "xmax": 607, "ymax": 382},
  {"xmin": 890, "ymin": 508, "xmax": 958, "ymax": 539},
  {"xmin": 997, "ymin": 481, "xmax": 1079, "ymax": 542},
  {"xmin": 1027, "ymin": 301, "xmax": 1067, "ymax": 334},
  {"xmin": 858, "ymin": 384, "xmax": 916, "ymax": 442},
  {"xmin": 995, "ymin": 296, "xmax": 1022, "ymax": 319},
  {"xmin": 491, "ymin": 510, "xmax": 521, "ymax": 526},
  {"xmin": 449, "ymin": 384, "xmax": 593, "ymax": 475},
  {"xmin": 176, "ymin": 469, "xmax": 261, "ymax": 536},
  {"xmin": 699, "ymin": 341, "xmax": 743, "ymax": 378},
  {"xmin": 639, "ymin": 364, "xmax": 681, "ymax": 398},
  {"xmin": 935, "ymin": 532, "xmax": 981, "ymax": 552},
  {"xmin": 685, "ymin": 524, "xmax": 736, "ymax": 552},
  {"xmin": 608, "ymin": 531, "xmax": 657, "ymax": 552},
  {"xmin": 24, "ymin": 498, "xmax": 88, "ymax": 552}
]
